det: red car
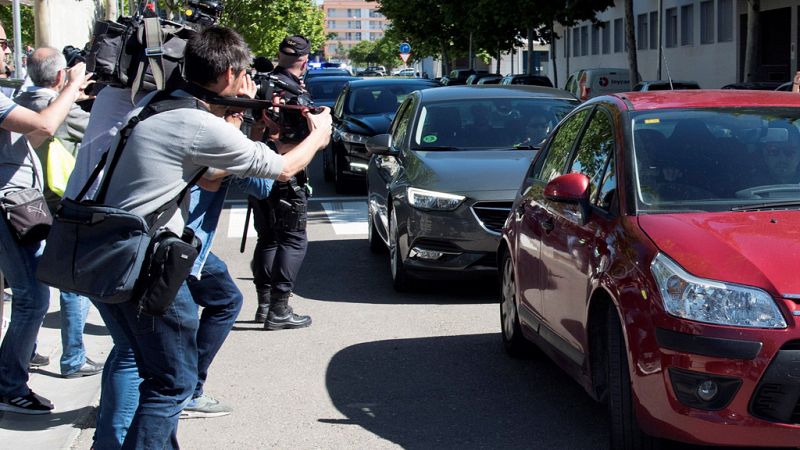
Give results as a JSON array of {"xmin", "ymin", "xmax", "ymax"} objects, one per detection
[{"xmin": 499, "ymin": 90, "xmax": 800, "ymax": 448}]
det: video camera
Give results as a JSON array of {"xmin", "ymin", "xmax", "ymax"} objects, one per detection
[
  {"xmin": 184, "ymin": 0, "xmax": 225, "ymax": 27},
  {"xmin": 250, "ymin": 57, "xmax": 318, "ymax": 142},
  {"xmin": 63, "ymin": 45, "xmax": 86, "ymax": 68}
]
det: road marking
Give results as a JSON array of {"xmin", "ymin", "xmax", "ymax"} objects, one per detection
[
  {"xmin": 226, "ymin": 205, "xmax": 257, "ymax": 238},
  {"xmin": 226, "ymin": 201, "xmax": 368, "ymax": 237},
  {"xmin": 224, "ymin": 196, "xmax": 366, "ymax": 205},
  {"xmin": 321, "ymin": 201, "xmax": 367, "ymax": 235}
]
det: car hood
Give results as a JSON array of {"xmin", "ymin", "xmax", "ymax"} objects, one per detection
[
  {"xmin": 638, "ymin": 211, "xmax": 800, "ymax": 295},
  {"xmin": 405, "ymin": 149, "xmax": 535, "ymax": 195},
  {"xmin": 344, "ymin": 113, "xmax": 394, "ymax": 136}
]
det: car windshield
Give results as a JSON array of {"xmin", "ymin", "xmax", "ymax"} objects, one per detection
[
  {"xmin": 633, "ymin": 108, "xmax": 800, "ymax": 213},
  {"xmin": 306, "ymin": 79, "xmax": 352, "ymax": 101},
  {"xmin": 345, "ymin": 84, "xmax": 427, "ymax": 115},
  {"xmin": 412, "ymin": 98, "xmax": 577, "ymax": 149}
]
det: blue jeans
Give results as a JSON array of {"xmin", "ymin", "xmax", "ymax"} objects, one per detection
[
  {"xmin": 186, "ymin": 252, "xmax": 243, "ymax": 399},
  {"xmin": 101, "ymin": 283, "xmax": 198, "ymax": 450},
  {"xmin": 91, "ymin": 301, "xmax": 140, "ymax": 450},
  {"xmin": 0, "ymin": 217, "xmax": 50, "ymax": 398},
  {"xmin": 60, "ymin": 291, "xmax": 90, "ymax": 375}
]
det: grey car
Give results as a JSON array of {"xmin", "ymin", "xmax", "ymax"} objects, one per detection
[{"xmin": 366, "ymin": 86, "xmax": 578, "ymax": 290}]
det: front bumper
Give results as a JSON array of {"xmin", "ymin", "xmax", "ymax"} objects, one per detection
[{"xmin": 632, "ymin": 311, "xmax": 800, "ymax": 447}]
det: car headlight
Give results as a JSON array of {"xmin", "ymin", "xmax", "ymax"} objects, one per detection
[
  {"xmin": 339, "ymin": 131, "xmax": 370, "ymax": 145},
  {"xmin": 650, "ymin": 253, "xmax": 786, "ymax": 329},
  {"xmin": 407, "ymin": 187, "xmax": 465, "ymax": 211}
]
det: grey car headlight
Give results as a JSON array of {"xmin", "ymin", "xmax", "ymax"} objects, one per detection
[
  {"xmin": 650, "ymin": 253, "xmax": 786, "ymax": 329},
  {"xmin": 339, "ymin": 131, "xmax": 370, "ymax": 145},
  {"xmin": 407, "ymin": 187, "xmax": 465, "ymax": 211}
]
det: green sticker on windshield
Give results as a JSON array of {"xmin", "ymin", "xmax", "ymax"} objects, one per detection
[{"xmin": 423, "ymin": 135, "xmax": 438, "ymax": 143}]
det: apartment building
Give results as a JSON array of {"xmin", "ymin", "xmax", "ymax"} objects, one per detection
[
  {"xmin": 551, "ymin": 0, "xmax": 800, "ymax": 90},
  {"xmin": 322, "ymin": 0, "xmax": 390, "ymax": 60}
]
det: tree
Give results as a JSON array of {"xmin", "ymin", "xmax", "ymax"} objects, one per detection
[
  {"xmin": 624, "ymin": 0, "xmax": 640, "ymax": 87},
  {"xmin": 334, "ymin": 40, "xmax": 347, "ymax": 61},
  {"xmin": 743, "ymin": 0, "xmax": 760, "ymax": 82},
  {"xmin": 221, "ymin": 0, "xmax": 325, "ymax": 58},
  {"xmin": 0, "ymin": 4, "xmax": 35, "ymax": 46}
]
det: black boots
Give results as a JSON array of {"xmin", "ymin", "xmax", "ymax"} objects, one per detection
[
  {"xmin": 254, "ymin": 288, "xmax": 270, "ymax": 323},
  {"xmin": 264, "ymin": 293, "xmax": 312, "ymax": 330}
]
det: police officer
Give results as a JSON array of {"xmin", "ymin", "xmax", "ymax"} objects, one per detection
[{"xmin": 251, "ymin": 35, "xmax": 313, "ymax": 330}]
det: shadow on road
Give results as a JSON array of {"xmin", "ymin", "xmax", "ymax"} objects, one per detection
[
  {"xmin": 295, "ymin": 238, "xmax": 498, "ymax": 305},
  {"xmin": 323, "ymin": 332, "xmax": 609, "ymax": 450}
]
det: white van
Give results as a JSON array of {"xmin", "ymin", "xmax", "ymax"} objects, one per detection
[{"xmin": 565, "ymin": 68, "xmax": 636, "ymax": 101}]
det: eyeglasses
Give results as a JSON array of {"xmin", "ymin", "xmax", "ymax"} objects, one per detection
[
  {"xmin": 0, "ymin": 39, "xmax": 7, "ymax": 50},
  {"xmin": 765, "ymin": 145, "xmax": 799, "ymax": 158}
]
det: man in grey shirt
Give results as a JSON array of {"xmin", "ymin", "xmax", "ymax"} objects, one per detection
[{"xmin": 67, "ymin": 26, "xmax": 330, "ymax": 449}]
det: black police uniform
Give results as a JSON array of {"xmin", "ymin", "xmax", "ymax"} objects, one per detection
[{"xmin": 251, "ymin": 35, "xmax": 313, "ymax": 330}]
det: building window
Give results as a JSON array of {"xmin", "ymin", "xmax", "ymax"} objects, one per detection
[
  {"xmin": 581, "ymin": 26, "xmax": 589, "ymax": 56},
  {"xmin": 637, "ymin": 13, "xmax": 648, "ymax": 50},
  {"xmin": 573, "ymin": 27, "xmax": 580, "ymax": 56},
  {"xmin": 700, "ymin": 1, "xmax": 714, "ymax": 44},
  {"xmin": 602, "ymin": 21, "xmax": 611, "ymax": 54},
  {"xmin": 681, "ymin": 4, "xmax": 693, "ymax": 46},
  {"xmin": 718, "ymin": 0, "xmax": 733, "ymax": 42},
  {"xmin": 649, "ymin": 11, "xmax": 658, "ymax": 49},
  {"xmin": 591, "ymin": 24, "xmax": 600, "ymax": 55},
  {"xmin": 347, "ymin": 20, "xmax": 361, "ymax": 29},
  {"xmin": 355, "ymin": 32, "xmax": 362, "ymax": 40},
  {"xmin": 369, "ymin": 10, "xmax": 383, "ymax": 18},
  {"xmin": 614, "ymin": 18, "xmax": 623, "ymax": 53},
  {"xmin": 665, "ymin": 7, "xmax": 677, "ymax": 48},
  {"xmin": 326, "ymin": 20, "xmax": 336, "ymax": 29},
  {"xmin": 347, "ymin": 8, "xmax": 361, "ymax": 18}
]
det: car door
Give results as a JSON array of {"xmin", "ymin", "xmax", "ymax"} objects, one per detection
[
  {"xmin": 539, "ymin": 106, "xmax": 619, "ymax": 362},
  {"xmin": 368, "ymin": 96, "xmax": 416, "ymax": 241},
  {"xmin": 515, "ymin": 108, "xmax": 592, "ymax": 325}
]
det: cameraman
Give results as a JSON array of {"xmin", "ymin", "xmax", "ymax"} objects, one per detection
[
  {"xmin": 250, "ymin": 35, "xmax": 314, "ymax": 330},
  {"xmin": 66, "ymin": 26, "xmax": 330, "ymax": 448}
]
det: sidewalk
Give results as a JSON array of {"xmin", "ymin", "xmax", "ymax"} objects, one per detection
[{"xmin": 0, "ymin": 287, "xmax": 113, "ymax": 450}]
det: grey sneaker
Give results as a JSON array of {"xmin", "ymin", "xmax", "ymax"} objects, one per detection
[{"xmin": 180, "ymin": 394, "xmax": 232, "ymax": 419}]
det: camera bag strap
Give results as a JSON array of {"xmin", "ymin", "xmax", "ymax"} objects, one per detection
[{"xmin": 130, "ymin": 15, "xmax": 166, "ymax": 104}]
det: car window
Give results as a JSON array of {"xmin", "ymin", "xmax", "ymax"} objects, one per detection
[
  {"xmin": 345, "ymin": 84, "xmax": 426, "ymax": 115},
  {"xmin": 595, "ymin": 153, "xmax": 616, "ymax": 210},
  {"xmin": 412, "ymin": 98, "xmax": 578, "ymax": 149},
  {"xmin": 536, "ymin": 108, "xmax": 591, "ymax": 181},
  {"xmin": 333, "ymin": 87, "xmax": 347, "ymax": 118},
  {"xmin": 391, "ymin": 97, "xmax": 416, "ymax": 148},
  {"xmin": 307, "ymin": 79, "xmax": 353, "ymax": 101},
  {"xmin": 569, "ymin": 108, "xmax": 615, "ymax": 208}
]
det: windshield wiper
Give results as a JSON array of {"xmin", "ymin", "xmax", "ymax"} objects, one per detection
[
  {"xmin": 512, "ymin": 144, "xmax": 539, "ymax": 150},
  {"xmin": 412, "ymin": 146, "xmax": 459, "ymax": 151},
  {"xmin": 731, "ymin": 200, "xmax": 800, "ymax": 212}
]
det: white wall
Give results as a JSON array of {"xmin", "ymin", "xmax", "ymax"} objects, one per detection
[{"xmin": 40, "ymin": 0, "xmax": 102, "ymax": 50}]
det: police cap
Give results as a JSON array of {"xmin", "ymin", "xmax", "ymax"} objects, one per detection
[{"xmin": 279, "ymin": 35, "xmax": 310, "ymax": 57}]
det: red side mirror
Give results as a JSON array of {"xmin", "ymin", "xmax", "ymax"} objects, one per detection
[{"xmin": 544, "ymin": 172, "xmax": 590, "ymax": 203}]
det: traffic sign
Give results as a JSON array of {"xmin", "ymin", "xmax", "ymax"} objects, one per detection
[
  {"xmin": 399, "ymin": 42, "xmax": 411, "ymax": 54},
  {"xmin": 400, "ymin": 52, "xmax": 411, "ymax": 63}
]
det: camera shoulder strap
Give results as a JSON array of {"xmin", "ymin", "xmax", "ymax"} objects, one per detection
[{"xmin": 130, "ymin": 15, "xmax": 165, "ymax": 104}]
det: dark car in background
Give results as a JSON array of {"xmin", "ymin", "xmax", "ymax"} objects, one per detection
[
  {"xmin": 466, "ymin": 73, "xmax": 502, "ymax": 85},
  {"xmin": 305, "ymin": 75, "xmax": 359, "ymax": 108},
  {"xmin": 440, "ymin": 69, "xmax": 486, "ymax": 86},
  {"xmin": 500, "ymin": 74, "xmax": 553, "ymax": 87},
  {"xmin": 304, "ymin": 68, "xmax": 353, "ymax": 81},
  {"xmin": 366, "ymin": 86, "xmax": 578, "ymax": 290},
  {"xmin": 633, "ymin": 80, "xmax": 701, "ymax": 91},
  {"xmin": 499, "ymin": 90, "xmax": 800, "ymax": 448},
  {"xmin": 325, "ymin": 78, "xmax": 440, "ymax": 191},
  {"xmin": 476, "ymin": 75, "xmax": 503, "ymax": 85},
  {"xmin": 721, "ymin": 81, "xmax": 783, "ymax": 90}
]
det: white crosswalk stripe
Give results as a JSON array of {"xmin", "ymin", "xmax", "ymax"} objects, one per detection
[{"xmin": 226, "ymin": 200, "xmax": 368, "ymax": 238}]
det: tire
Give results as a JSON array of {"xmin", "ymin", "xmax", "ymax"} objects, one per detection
[
  {"xmin": 606, "ymin": 307, "xmax": 660, "ymax": 450},
  {"xmin": 367, "ymin": 205, "xmax": 385, "ymax": 253},
  {"xmin": 500, "ymin": 252, "xmax": 532, "ymax": 357},
  {"xmin": 388, "ymin": 208, "xmax": 412, "ymax": 291}
]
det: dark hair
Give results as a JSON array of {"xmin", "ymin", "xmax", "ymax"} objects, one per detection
[{"xmin": 184, "ymin": 26, "xmax": 251, "ymax": 86}]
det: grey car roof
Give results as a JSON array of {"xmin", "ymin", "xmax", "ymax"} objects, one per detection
[
  {"xmin": 346, "ymin": 78, "xmax": 440, "ymax": 88},
  {"xmin": 418, "ymin": 85, "xmax": 577, "ymax": 102}
]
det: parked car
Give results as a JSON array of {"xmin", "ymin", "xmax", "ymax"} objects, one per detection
[
  {"xmin": 499, "ymin": 90, "xmax": 800, "ymax": 448},
  {"xmin": 304, "ymin": 68, "xmax": 353, "ymax": 81},
  {"xmin": 466, "ymin": 73, "xmax": 502, "ymax": 85},
  {"xmin": 325, "ymin": 78, "xmax": 440, "ymax": 191},
  {"xmin": 476, "ymin": 75, "xmax": 503, "ymax": 85},
  {"xmin": 366, "ymin": 65, "xmax": 387, "ymax": 75},
  {"xmin": 632, "ymin": 80, "xmax": 701, "ymax": 91},
  {"xmin": 721, "ymin": 81, "xmax": 784, "ymax": 90},
  {"xmin": 396, "ymin": 68, "xmax": 417, "ymax": 77},
  {"xmin": 564, "ymin": 68, "xmax": 635, "ymax": 101},
  {"xmin": 500, "ymin": 74, "xmax": 553, "ymax": 87},
  {"xmin": 356, "ymin": 69, "xmax": 383, "ymax": 77},
  {"xmin": 440, "ymin": 69, "xmax": 486, "ymax": 86},
  {"xmin": 366, "ymin": 85, "xmax": 578, "ymax": 290},
  {"xmin": 305, "ymin": 75, "xmax": 360, "ymax": 108},
  {"xmin": 776, "ymin": 81, "xmax": 792, "ymax": 91}
]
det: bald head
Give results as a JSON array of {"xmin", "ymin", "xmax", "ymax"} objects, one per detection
[{"xmin": 28, "ymin": 47, "xmax": 66, "ymax": 88}]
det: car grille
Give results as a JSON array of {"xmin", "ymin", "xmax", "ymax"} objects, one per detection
[
  {"xmin": 471, "ymin": 202, "xmax": 513, "ymax": 235},
  {"xmin": 749, "ymin": 345, "xmax": 800, "ymax": 424}
]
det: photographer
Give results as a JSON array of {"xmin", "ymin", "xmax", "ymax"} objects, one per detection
[
  {"xmin": 64, "ymin": 26, "xmax": 330, "ymax": 448},
  {"xmin": 250, "ymin": 35, "xmax": 314, "ymax": 330}
]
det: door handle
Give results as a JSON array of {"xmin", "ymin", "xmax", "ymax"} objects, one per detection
[{"xmin": 540, "ymin": 218, "xmax": 554, "ymax": 232}]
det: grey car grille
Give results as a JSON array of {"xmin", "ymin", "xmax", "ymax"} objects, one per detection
[{"xmin": 471, "ymin": 202, "xmax": 513, "ymax": 234}]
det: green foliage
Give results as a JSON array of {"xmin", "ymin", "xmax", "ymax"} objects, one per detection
[
  {"xmin": 346, "ymin": 35, "xmax": 404, "ymax": 70},
  {"xmin": 221, "ymin": 0, "xmax": 325, "ymax": 58},
  {"xmin": 0, "ymin": 5, "xmax": 35, "ymax": 46}
]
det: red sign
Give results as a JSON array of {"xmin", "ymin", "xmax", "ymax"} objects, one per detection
[{"xmin": 400, "ymin": 52, "xmax": 411, "ymax": 63}]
